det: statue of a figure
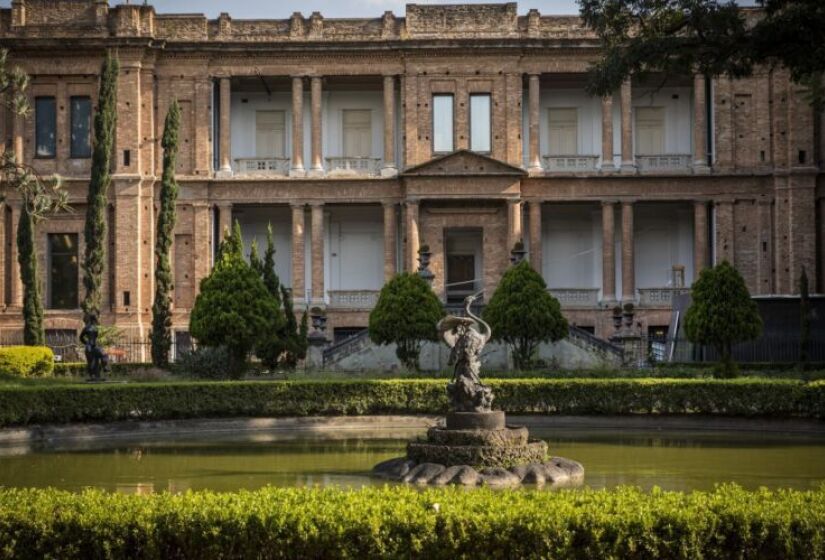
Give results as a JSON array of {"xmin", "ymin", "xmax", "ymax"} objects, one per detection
[
  {"xmin": 79, "ymin": 315, "xmax": 109, "ymax": 380},
  {"xmin": 438, "ymin": 292, "xmax": 494, "ymax": 412}
]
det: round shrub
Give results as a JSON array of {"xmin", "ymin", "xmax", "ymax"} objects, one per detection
[{"xmin": 0, "ymin": 346, "xmax": 54, "ymax": 377}]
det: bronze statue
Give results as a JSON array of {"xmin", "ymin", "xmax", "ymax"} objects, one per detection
[
  {"xmin": 438, "ymin": 292, "xmax": 494, "ymax": 412},
  {"xmin": 79, "ymin": 315, "xmax": 109, "ymax": 380}
]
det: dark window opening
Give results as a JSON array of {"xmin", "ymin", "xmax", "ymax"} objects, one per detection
[
  {"xmin": 35, "ymin": 96, "xmax": 56, "ymax": 158},
  {"xmin": 47, "ymin": 233, "xmax": 79, "ymax": 309},
  {"xmin": 123, "ymin": 149, "xmax": 131, "ymax": 167},
  {"xmin": 69, "ymin": 96, "xmax": 92, "ymax": 158},
  {"xmin": 798, "ymin": 150, "xmax": 806, "ymax": 164},
  {"xmin": 123, "ymin": 291, "xmax": 131, "ymax": 307}
]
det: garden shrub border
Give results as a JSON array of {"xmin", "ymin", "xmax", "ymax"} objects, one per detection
[
  {"xmin": 0, "ymin": 378, "xmax": 822, "ymax": 427},
  {"xmin": 0, "ymin": 485, "xmax": 822, "ymax": 559},
  {"xmin": 0, "ymin": 346, "xmax": 54, "ymax": 378}
]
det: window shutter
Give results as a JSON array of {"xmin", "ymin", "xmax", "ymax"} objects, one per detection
[
  {"xmin": 342, "ymin": 109, "xmax": 372, "ymax": 157},
  {"xmin": 548, "ymin": 108, "xmax": 578, "ymax": 155},
  {"xmin": 635, "ymin": 107, "xmax": 665, "ymax": 155},
  {"xmin": 255, "ymin": 111, "xmax": 285, "ymax": 158}
]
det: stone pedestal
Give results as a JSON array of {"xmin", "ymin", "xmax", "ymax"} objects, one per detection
[{"xmin": 306, "ymin": 333, "xmax": 326, "ymax": 370}]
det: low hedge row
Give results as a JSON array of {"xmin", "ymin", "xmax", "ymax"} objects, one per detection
[
  {"xmin": 0, "ymin": 378, "xmax": 822, "ymax": 426},
  {"xmin": 0, "ymin": 485, "xmax": 823, "ymax": 559},
  {"xmin": 0, "ymin": 346, "xmax": 54, "ymax": 378}
]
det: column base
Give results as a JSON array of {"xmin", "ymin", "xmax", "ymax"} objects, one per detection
[
  {"xmin": 289, "ymin": 168, "xmax": 306, "ymax": 178},
  {"xmin": 692, "ymin": 163, "xmax": 711, "ymax": 175},
  {"xmin": 215, "ymin": 168, "xmax": 233, "ymax": 178},
  {"xmin": 380, "ymin": 166, "xmax": 398, "ymax": 178},
  {"xmin": 307, "ymin": 168, "xmax": 325, "ymax": 178},
  {"xmin": 527, "ymin": 165, "xmax": 545, "ymax": 177},
  {"xmin": 600, "ymin": 163, "xmax": 616, "ymax": 173},
  {"xmin": 620, "ymin": 162, "xmax": 637, "ymax": 174}
]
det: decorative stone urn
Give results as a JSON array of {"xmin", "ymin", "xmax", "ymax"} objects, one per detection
[{"xmin": 373, "ymin": 293, "xmax": 584, "ymax": 487}]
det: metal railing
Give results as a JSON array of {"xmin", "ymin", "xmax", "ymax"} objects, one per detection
[
  {"xmin": 234, "ymin": 157, "xmax": 290, "ymax": 176},
  {"xmin": 635, "ymin": 154, "xmax": 692, "ymax": 171},
  {"xmin": 548, "ymin": 288, "xmax": 600, "ymax": 308},
  {"xmin": 327, "ymin": 290, "xmax": 380, "ymax": 309},
  {"xmin": 638, "ymin": 287, "xmax": 691, "ymax": 307},
  {"xmin": 542, "ymin": 155, "xmax": 599, "ymax": 172},
  {"xmin": 325, "ymin": 157, "xmax": 382, "ymax": 177}
]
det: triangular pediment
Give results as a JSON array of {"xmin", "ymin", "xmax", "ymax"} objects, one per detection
[{"xmin": 401, "ymin": 150, "xmax": 527, "ymax": 177}]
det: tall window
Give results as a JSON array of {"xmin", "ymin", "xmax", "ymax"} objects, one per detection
[
  {"xmin": 432, "ymin": 94, "xmax": 454, "ymax": 153},
  {"xmin": 469, "ymin": 94, "xmax": 491, "ymax": 153},
  {"xmin": 47, "ymin": 233, "xmax": 79, "ymax": 309},
  {"xmin": 35, "ymin": 97, "xmax": 56, "ymax": 158},
  {"xmin": 548, "ymin": 108, "xmax": 578, "ymax": 155},
  {"xmin": 342, "ymin": 109, "xmax": 372, "ymax": 157},
  {"xmin": 635, "ymin": 107, "xmax": 665, "ymax": 154},
  {"xmin": 69, "ymin": 96, "xmax": 92, "ymax": 158},
  {"xmin": 255, "ymin": 110, "xmax": 286, "ymax": 158}
]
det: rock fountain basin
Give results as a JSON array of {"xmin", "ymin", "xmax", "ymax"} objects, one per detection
[{"xmin": 373, "ymin": 411, "xmax": 584, "ymax": 487}]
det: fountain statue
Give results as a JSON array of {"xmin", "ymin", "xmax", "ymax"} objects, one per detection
[
  {"xmin": 373, "ymin": 291, "xmax": 584, "ymax": 487},
  {"xmin": 79, "ymin": 314, "xmax": 109, "ymax": 381}
]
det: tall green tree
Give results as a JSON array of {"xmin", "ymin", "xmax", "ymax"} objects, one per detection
[
  {"xmin": 82, "ymin": 51, "xmax": 118, "ymax": 324},
  {"xmin": 279, "ymin": 285, "xmax": 309, "ymax": 370},
  {"xmin": 483, "ymin": 260, "xmax": 568, "ymax": 370},
  {"xmin": 150, "ymin": 100, "xmax": 180, "ymax": 368},
  {"xmin": 0, "ymin": 49, "xmax": 66, "ymax": 345},
  {"xmin": 580, "ymin": 0, "xmax": 825, "ymax": 108},
  {"xmin": 369, "ymin": 273, "xmax": 444, "ymax": 371},
  {"xmin": 685, "ymin": 261, "xmax": 763, "ymax": 377},
  {"xmin": 189, "ymin": 222, "xmax": 280, "ymax": 376}
]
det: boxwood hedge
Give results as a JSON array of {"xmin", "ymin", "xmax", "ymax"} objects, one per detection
[
  {"xmin": 0, "ymin": 378, "xmax": 822, "ymax": 427},
  {"xmin": 0, "ymin": 346, "xmax": 54, "ymax": 378},
  {"xmin": 0, "ymin": 485, "xmax": 822, "ymax": 559}
]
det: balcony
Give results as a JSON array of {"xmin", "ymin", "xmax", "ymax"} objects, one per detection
[
  {"xmin": 638, "ymin": 287, "xmax": 691, "ymax": 307},
  {"xmin": 635, "ymin": 154, "xmax": 692, "ymax": 172},
  {"xmin": 542, "ymin": 155, "xmax": 599, "ymax": 173},
  {"xmin": 326, "ymin": 157, "xmax": 382, "ymax": 177},
  {"xmin": 235, "ymin": 157, "xmax": 290, "ymax": 176},
  {"xmin": 327, "ymin": 290, "xmax": 380, "ymax": 309},
  {"xmin": 548, "ymin": 288, "xmax": 600, "ymax": 308}
]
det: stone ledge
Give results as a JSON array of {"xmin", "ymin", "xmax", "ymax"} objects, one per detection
[{"xmin": 406, "ymin": 439, "xmax": 548, "ymax": 468}]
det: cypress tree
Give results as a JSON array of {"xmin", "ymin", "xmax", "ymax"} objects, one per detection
[
  {"xmin": 17, "ymin": 204, "xmax": 44, "ymax": 346},
  {"xmin": 82, "ymin": 51, "xmax": 118, "ymax": 324},
  {"xmin": 150, "ymin": 100, "xmax": 180, "ymax": 368}
]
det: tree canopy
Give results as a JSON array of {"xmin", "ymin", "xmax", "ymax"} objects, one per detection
[
  {"xmin": 580, "ymin": 0, "xmax": 825, "ymax": 107},
  {"xmin": 483, "ymin": 260, "xmax": 568, "ymax": 370}
]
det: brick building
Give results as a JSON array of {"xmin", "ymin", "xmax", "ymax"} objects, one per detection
[{"xmin": 0, "ymin": 0, "xmax": 822, "ymax": 353}]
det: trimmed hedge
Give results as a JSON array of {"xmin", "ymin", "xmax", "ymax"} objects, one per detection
[
  {"xmin": 0, "ymin": 346, "xmax": 54, "ymax": 378},
  {"xmin": 0, "ymin": 378, "xmax": 822, "ymax": 427},
  {"xmin": 0, "ymin": 485, "xmax": 823, "ymax": 559}
]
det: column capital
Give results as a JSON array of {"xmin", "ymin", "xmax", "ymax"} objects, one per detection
[
  {"xmin": 601, "ymin": 199, "xmax": 619, "ymax": 207},
  {"xmin": 381, "ymin": 200, "xmax": 399, "ymax": 208},
  {"xmin": 620, "ymin": 199, "xmax": 636, "ymax": 207},
  {"xmin": 405, "ymin": 199, "xmax": 420, "ymax": 208},
  {"xmin": 290, "ymin": 202, "xmax": 306, "ymax": 210},
  {"xmin": 309, "ymin": 201, "xmax": 325, "ymax": 208}
]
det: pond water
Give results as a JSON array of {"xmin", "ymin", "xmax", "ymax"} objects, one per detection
[{"xmin": 1, "ymin": 426, "xmax": 824, "ymax": 493}]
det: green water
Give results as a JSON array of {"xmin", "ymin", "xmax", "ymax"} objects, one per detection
[{"xmin": 1, "ymin": 427, "xmax": 824, "ymax": 493}]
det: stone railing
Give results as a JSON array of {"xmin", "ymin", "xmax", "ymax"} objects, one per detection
[
  {"xmin": 325, "ymin": 157, "xmax": 382, "ymax": 177},
  {"xmin": 234, "ymin": 157, "xmax": 290, "ymax": 176},
  {"xmin": 327, "ymin": 290, "xmax": 380, "ymax": 309},
  {"xmin": 638, "ymin": 287, "xmax": 691, "ymax": 307},
  {"xmin": 547, "ymin": 288, "xmax": 600, "ymax": 308},
  {"xmin": 542, "ymin": 155, "xmax": 599, "ymax": 172},
  {"xmin": 635, "ymin": 154, "xmax": 692, "ymax": 172}
]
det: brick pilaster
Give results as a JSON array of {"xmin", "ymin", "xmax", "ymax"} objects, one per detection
[
  {"xmin": 309, "ymin": 76, "xmax": 323, "ymax": 176},
  {"xmin": 405, "ymin": 200, "xmax": 420, "ymax": 273},
  {"xmin": 291, "ymin": 204, "xmax": 305, "ymax": 304},
  {"xmin": 290, "ymin": 76, "xmax": 305, "ymax": 176},
  {"xmin": 601, "ymin": 201, "xmax": 616, "ymax": 301},
  {"xmin": 601, "ymin": 95, "xmax": 614, "ymax": 171},
  {"xmin": 310, "ymin": 203, "xmax": 325, "ymax": 305},
  {"xmin": 620, "ymin": 78, "xmax": 635, "ymax": 173},
  {"xmin": 621, "ymin": 200, "xmax": 635, "ymax": 301},
  {"xmin": 527, "ymin": 74, "xmax": 542, "ymax": 173},
  {"xmin": 528, "ymin": 200, "xmax": 542, "ymax": 273},
  {"xmin": 693, "ymin": 200, "xmax": 708, "ymax": 279},
  {"xmin": 383, "ymin": 202, "xmax": 397, "ymax": 281}
]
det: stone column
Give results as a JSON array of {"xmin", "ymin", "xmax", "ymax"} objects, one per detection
[
  {"xmin": 405, "ymin": 200, "xmax": 420, "ymax": 273},
  {"xmin": 528, "ymin": 200, "xmax": 542, "ymax": 272},
  {"xmin": 290, "ymin": 76, "xmax": 305, "ymax": 176},
  {"xmin": 620, "ymin": 78, "xmax": 635, "ymax": 173},
  {"xmin": 217, "ymin": 77, "xmax": 232, "ymax": 176},
  {"xmin": 291, "ymin": 204, "xmax": 306, "ymax": 304},
  {"xmin": 381, "ymin": 75, "xmax": 397, "ymax": 177},
  {"xmin": 693, "ymin": 200, "xmax": 708, "ymax": 278},
  {"xmin": 12, "ymin": 102, "xmax": 23, "ymax": 166},
  {"xmin": 308, "ymin": 76, "xmax": 323, "ymax": 177},
  {"xmin": 601, "ymin": 95, "xmax": 615, "ymax": 171},
  {"xmin": 216, "ymin": 202, "xmax": 233, "ymax": 241},
  {"xmin": 601, "ymin": 201, "xmax": 616, "ymax": 302},
  {"xmin": 621, "ymin": 201, "xmax": 635, "ymax": 302},
  {"xmin": 8, "ymin": 202, "xmax": 21, "ymax": 307},
  {"xmin": 527, "ymin": 74, "xmax": 542, "ymax": 173},
  {"xmin": 693, "ymin": 74, "xmax": 710, "ymax": 173},
  {"xmin": 310, "ymin": 203, "xmax": 325, "ymax": 305},
  {"xmin": 383, "ymin": 202, "xmax": 397, "ymax": 281},
  {"xmin": 507, "ymin": 200, "xmax": 523, "ymax": 251}
]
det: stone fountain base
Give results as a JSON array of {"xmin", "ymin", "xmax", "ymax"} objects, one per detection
[{"xmin": 372, "ymin": 411, "xmax": 584, "ymax": 487}]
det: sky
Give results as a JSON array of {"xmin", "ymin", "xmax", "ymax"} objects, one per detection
[
  {"xmin": 0, "ymin": 0, "xmax": 759, "ymax": 19},
  {"xmin": 0, "ymin": 0, "xmax": 583, "ymax": 18}
]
